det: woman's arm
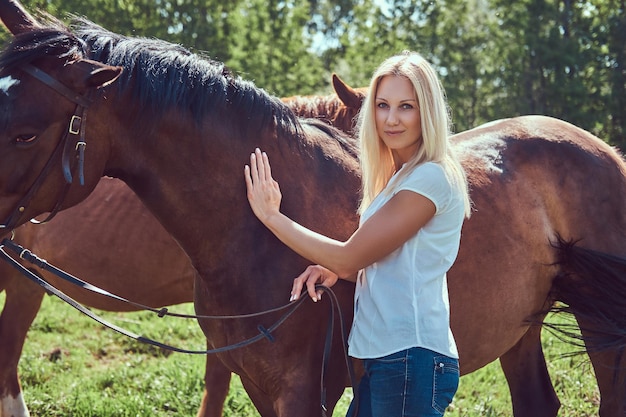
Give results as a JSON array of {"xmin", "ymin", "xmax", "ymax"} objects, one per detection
[{"xmin": 245, "ymin": 148, "xmax": 436, "ymax": 278}]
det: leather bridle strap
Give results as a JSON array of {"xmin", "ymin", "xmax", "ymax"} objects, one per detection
[
  {"xmin": 0, "ymin": 64, "xmax": 92, "ymax": 231},
  {"xmin": 319, "ymin": 285, "xmax": 359, "ymax": 417},
  {"xmin": 0, "ymin": 115, "xmax": 71, "ymax": 230},
  {"xmin": 1, "ymin": 237, "xmax": 301, "ymax": 319},
  {"xmin": 21, "ymin": 64, "xmax": 92, "ymax": 107},
  {"xmin": 20, "ymin": 63, "xmax": 92, "ymax": 186}
]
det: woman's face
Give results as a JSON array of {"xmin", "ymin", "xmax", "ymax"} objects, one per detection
[{"xmin": 374, "ymin": 75, "xmax": 422, "ymax": 165}]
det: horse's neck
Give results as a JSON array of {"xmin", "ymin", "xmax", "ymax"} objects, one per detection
[
  {"xmin": 106, "ymin": 126, "xmax": 233, "ymax": 251},
  {"xmin": 106, "ymin": 108, "xmax": 360, "ymax": 271}
]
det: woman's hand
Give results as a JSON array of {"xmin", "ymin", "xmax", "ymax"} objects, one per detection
[
  {"xmin": 244, "ymin": 148, "xmax": 282, "ymax": 224},
  {"xmin": 290, "ymin": 265, "xmax": 339, "ymax": 302}
]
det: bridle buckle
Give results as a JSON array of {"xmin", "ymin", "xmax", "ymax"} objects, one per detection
[{"xmin": 69, "ymin": 115, "xmax": 82, "ymax": 135}]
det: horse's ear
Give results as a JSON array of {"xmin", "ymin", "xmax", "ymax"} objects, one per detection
[
  {"xmin": 0, "ymin": 0, "xmax": 40, "ymax": 34},
  {"xmin": 332, "ymin": 73, "xmax": 363, "ymax": 109},
  {"xmin": 73, "ymin": 59, "xmax": 123, "ymax": 89},
  {"xmin": 87, "ymin": 66, "xmax": 123, "ymax": 89}
]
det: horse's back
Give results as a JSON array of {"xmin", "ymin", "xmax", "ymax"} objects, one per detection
[
  {"xmin": 448, "ymin": 115, "xmax": 626, "ymax": 373},
  {"xmin": 454, "ymin": 115, "xmax": 626, "ymax": 251},
  {"xmin": 11, "ymin": 177, "xmax": 196, "ymax": 310}
]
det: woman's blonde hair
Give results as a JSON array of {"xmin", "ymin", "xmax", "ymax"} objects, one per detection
[{"xmin": 356, "ymin": 51, "xmax": 471, "ymax": 217}]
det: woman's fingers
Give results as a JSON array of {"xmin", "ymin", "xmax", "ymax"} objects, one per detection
[
  {"xmin": 245, "ymin": 148, "xmax": 283, "ymax": 223},
  {"xmin": 290, "ymin": 273, "xmax": 305, "ymax": 302},
  {"xmin": 253, "ymin": 148, "xmax": 268, "ymax": 182},
  {"xmin": 244, "ymin": 164, "xmax": 251, "ymax": 190},
  {"xmin": 250, "ymin": 150, "xmax": 260, "ymax": 183},
  {"xmin": 261, "ymin": 150, "xmax": 272, "ymax": 182},
  {"xmin": 306, "ymin": 277, "xmax": 323, "ymax": 302},
  {"xmin": 291, "ymin": 265, "xmax": 329, "ymax": 303},
  {"xmin": 248, "ymin": 148, "xmax": 272, "ymax": 185},
  {"xmin": 291, "ymin": 268, "xmax": 315, "ymax": 302}
]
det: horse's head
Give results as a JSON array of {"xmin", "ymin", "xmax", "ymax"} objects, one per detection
[
  {"xmin": 281, "ymin": 74, "xmax": 367, "ymax": 137},
  {"xmin": 0, "ymin": 23, "xmax": 121, "ymax": 233}
]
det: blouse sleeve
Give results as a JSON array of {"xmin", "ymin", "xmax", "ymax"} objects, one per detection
[{"xmin": 394, "ymin": 163, "xmax": 452, "ymax": 213}]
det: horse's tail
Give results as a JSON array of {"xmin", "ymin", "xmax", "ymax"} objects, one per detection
[{"xmin": 544, "ymin": 234, "xmax": 626, "ymax": 355}]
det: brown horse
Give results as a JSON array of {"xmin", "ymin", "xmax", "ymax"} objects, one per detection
[
  {"xmin": 0, "ymin": 10, "xmax": 625, "ymax": 417},
  {"xmin": 0, "ymin": 8, "xmax": 364, "ymax": 417},
  {"xmin": 0, "ymin": 178, "xmax": 213, "ymax": 417},
  {"xmin": 0, "ymin": 98, "xmax": 360, "ymax": 417},
  {"xmin": 0, "ymin": 7, "xmax": 362, "ymax": 415}
]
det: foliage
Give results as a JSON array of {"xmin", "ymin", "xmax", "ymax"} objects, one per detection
[
  {"xmin": 490, "ymin": 0, "xmax": 625, "ymax": 147},
  {"xmin": 2, "ymin": 0, "xmax": 622, "ymax": 146}
]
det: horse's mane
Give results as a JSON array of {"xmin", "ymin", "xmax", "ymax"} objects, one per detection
[
  {"xmin": 0, "ymin": 18, "xmax": 81, "ymax": 68},
  {"xmin": 284, "ymin": 94, "xmax": 344, "ymax": 121},
  {"xmin": 0, "ymin": 15, "xmax": 303, "ymax": 139}
]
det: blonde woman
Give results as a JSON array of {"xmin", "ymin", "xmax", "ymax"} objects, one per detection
[{"xmin": 245, "ymin": 51, "xmax": 471, "ymax": 416}]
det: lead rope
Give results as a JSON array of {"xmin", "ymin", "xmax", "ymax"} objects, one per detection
[{"xmin": 318, "ymin": 285, "xmax": 359, "ymax": 417}]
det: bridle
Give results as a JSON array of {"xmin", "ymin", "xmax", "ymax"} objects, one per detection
[{"xmin": 0, "ymin": 63, "xmax": 91, "ymax": 232}]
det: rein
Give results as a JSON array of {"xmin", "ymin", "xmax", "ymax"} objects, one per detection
[
  {"xmin": 0, "ymin": 237, "xmax": 306, "ymax": 353},
  {"xmin": 0, "ymin": 64, "xmax": 90, "ymax": 231},
  {"xmin": 0, "ymin": 237, "xmax": 357, "ymax": 415}
]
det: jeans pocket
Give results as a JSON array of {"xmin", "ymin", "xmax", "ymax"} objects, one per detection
[
  {"xmin": 365, "ymin": 350, "xmax": 407, "ymax": 386},
  {"xmin": 432, "ymin": 356, "xmax": 459, "ymax": 414}
]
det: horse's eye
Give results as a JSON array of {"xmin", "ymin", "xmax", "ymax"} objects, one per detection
[{"xmin": 14, "ymin": 135, "xmax": 37, "ymax": 144}]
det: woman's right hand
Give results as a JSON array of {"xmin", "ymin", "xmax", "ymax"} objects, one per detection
[
  {"xmin": 244, "ymin": 148, "xmax": 282, "ymax": 225},
  {"xmin": 290, "ymin": 265, "xmax": 339, "ymax": 303}
]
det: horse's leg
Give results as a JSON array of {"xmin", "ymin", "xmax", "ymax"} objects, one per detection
[
  {"xmin": 0, "ymin": 274, "xmax": 45, "ymax": 417},
  {"xmin": 195, "ymin": 349, "xmax": 232, "ymax": 417},
  {"xmin": 499, "ymin": 323, "xmax": 560, "ymax": 417},
  {"xmin": 577, "ymin": 319, "xmax": 626, "ymax": 417}
]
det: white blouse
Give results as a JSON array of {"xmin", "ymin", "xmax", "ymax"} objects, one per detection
[{"xmin": 348, "ymin": 162, "xmax": 465, "ymax": 359}]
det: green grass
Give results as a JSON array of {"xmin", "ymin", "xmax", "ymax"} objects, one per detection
[{"xmin": 2, "ymin": 292, "xmax": 600, "ymax": 416}]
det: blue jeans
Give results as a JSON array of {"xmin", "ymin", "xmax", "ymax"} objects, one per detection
[{"xmin": 346, "ymin": 347, "xmax": 459, "ymax": 417}]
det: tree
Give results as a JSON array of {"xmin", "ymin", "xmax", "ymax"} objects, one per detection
[
  {"xmin": 428, "ymin": 0, "xmax": 503, "ymax": 131},
  {"xmin": 3, "ymin": 0, "xmax": 623, "ymax": 146},
  {"xmin": 491, "ymin": 0, "xmax": 624, "ymax": 146},
  {"xmin": 590, "ymin": 0, "xmax": 626, "ymax": 148},
  {"xmin": 226, "ymin": 0, "xmax": 327, "ymax": 96},
  {"xmin": 15, "ymin": 0, "xmax": 336, "ymax": 96}
]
